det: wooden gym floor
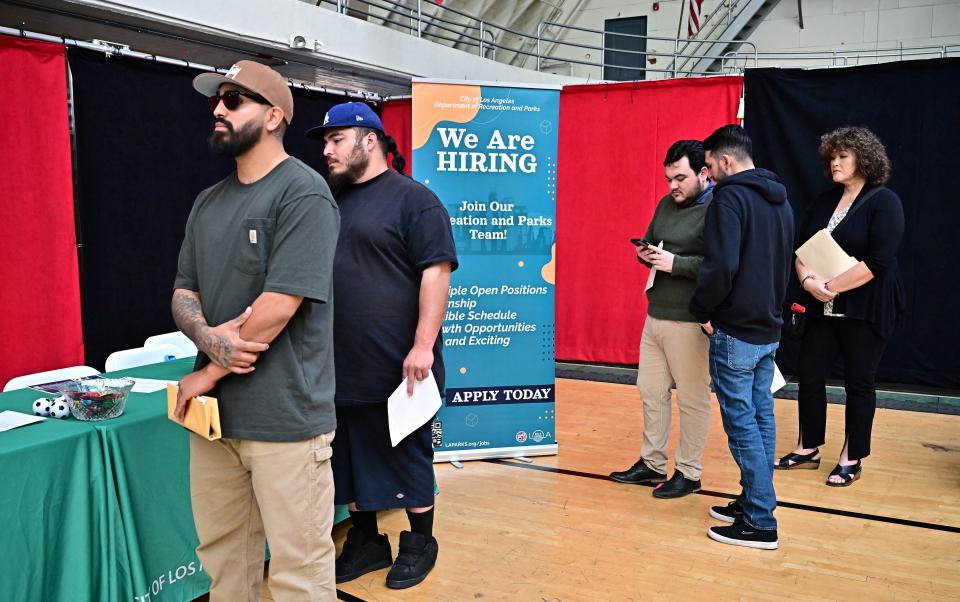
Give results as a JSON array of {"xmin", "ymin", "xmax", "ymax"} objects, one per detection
[{"xmin": 264, "ymin": 378, "xmax": 959, "ymax": 601}]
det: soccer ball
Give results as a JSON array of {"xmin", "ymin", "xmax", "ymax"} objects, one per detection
[
  {"xmin": 32, "ymin": 398, "xmax": 53, "ymax": 417},
  {"xmin": 48, "ymin": 396, "xmax": 70, "ymax": 419}
]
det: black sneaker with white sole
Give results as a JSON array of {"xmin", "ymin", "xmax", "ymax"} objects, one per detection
[
  {"xmin": 708, "ymin": 521, "xmax": 778, "ymax": 550},
  {"xmin": 708, "ymin": 499, "xmax": 743, "ymax": 523}
]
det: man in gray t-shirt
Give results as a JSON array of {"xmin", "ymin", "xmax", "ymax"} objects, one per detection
[
  {"xmin": 174, "ymin": 156, "xmax": 338, "ymax": 440},
  {"xmin": 171, "ymin": 60, "xmax": 339, "ymax": 600}
]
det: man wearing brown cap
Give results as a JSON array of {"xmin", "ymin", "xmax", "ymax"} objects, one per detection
[{"xmin": 171, "ymin": 60, "xmax": 340, "ymax": 600}]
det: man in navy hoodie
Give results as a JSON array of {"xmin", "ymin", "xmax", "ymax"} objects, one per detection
[{"xmin": 690, "ymin": 125, "xmax": 794, "ymax": 550}]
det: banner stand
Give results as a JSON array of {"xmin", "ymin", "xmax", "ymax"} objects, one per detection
[
  {"xmin": 412, "ymin": 78, "xmax": 560, "ymax": 463},
  {"xmin": 435, "ymin": 444, "xmax": 559, "ymax": 464}
]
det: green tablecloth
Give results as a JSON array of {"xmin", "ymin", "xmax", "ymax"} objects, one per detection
[
  {"xmin": 96, "ymin": 358, "xmax": 211, "ymax": 602},
  {"xmin": 0, "ymin": 357, "xmax": 349, "ymax": 602},
  {"xmin": 0, "ymin": 387, "xmax": 127, "ymax": 601}
]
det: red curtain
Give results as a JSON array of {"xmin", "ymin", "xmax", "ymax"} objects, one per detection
[
  {"xmin": 375, "ymin": 79, "xmax": 742, "ymax": 366},
  {"xmin": 556, "ymin": 76, "xmax": 743, "ymax": 364},
  {"xmin": 381, "ymin": 98, "xmax": 412, "ymax": 175},
  {"xmin": 0, "ymin": 36, "xmax": 84, "ymax": 387}
]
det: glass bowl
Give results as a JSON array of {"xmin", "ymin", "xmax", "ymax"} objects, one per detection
[{"xmin": 61, "ymin": 377, "xmax": 135, "ymax": 421}]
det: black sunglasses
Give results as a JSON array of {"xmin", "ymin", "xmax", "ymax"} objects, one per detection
[{"xmin": 207, "ymin": 90, "xmax": 269, "ymax": 111}]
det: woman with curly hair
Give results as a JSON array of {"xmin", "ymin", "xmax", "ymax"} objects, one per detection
[{"xmin": 775, "ymin": 126, "xmax": 905, "ymax": 486}]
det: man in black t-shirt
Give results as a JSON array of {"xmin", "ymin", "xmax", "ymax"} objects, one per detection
[{"xmin": 306, "ymin": 103, "xmax": 458, "ymax": 589}]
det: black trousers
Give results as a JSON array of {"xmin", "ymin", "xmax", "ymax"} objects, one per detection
[{"xmin": 797, "ymin": 317, "xmax": 888, "ymax": 460}]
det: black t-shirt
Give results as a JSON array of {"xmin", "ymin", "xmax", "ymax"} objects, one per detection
[{"xmin": 333, "ymin": 169, "xmax": 458, "ymax": 405}]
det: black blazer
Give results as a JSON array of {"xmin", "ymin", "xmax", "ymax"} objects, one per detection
[{"xmin": 795, "ymin": 185, "xmax": 906, "ymax": 338}]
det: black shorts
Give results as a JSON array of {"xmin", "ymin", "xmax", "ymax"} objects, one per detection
[{"xmin": 332, "ymin": 404, "xmax": 435, "ymax": 509}]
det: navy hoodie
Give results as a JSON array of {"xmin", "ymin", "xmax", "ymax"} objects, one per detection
[{"xmin": 689, "ymin": 168, "xmax": 794, "ymax": 344}]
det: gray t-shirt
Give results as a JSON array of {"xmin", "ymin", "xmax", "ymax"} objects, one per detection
[{"xmin": 174, "ymin": 157, "xmax": 339, "ymax": 441}]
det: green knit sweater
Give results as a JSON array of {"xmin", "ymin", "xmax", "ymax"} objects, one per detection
[{"xmin": 639, "ymin": 190, "xmax": 712, "ymax": 322}]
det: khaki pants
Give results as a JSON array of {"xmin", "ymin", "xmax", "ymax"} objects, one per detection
[
  {"xmin": 637, "ymin": 317, "xmax": 712, "ymax": 480},
  {"xmin": 189, "ymin": 431, "xmax": 337, "ymax": 602}
]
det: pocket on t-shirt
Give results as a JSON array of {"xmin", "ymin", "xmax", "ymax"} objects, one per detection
[{"xmin": 237, "ymin": 217, "xmax": 275, "ymax": 275}]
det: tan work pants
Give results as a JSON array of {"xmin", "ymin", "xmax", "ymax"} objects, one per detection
[
  {"xmin": 637, "ymin": 317, "xmax": 712, "ymax": 480},
  {"xmin": 189, "ymin": 431, "xmax": 336, "ymax": 601}
]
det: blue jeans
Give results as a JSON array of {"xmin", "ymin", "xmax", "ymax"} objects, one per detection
[{"xmin": 708, "ymin": 328, "xmax": 779, "ymax": 531}]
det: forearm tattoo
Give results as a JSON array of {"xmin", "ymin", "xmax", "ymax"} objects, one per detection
[{"xmin": 171, "ymin": 290, "xmax": 232, "ymax": 366}]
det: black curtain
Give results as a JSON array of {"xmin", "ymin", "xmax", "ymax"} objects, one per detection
[
  {"xmin": 745, "ymin": 59, "xmax": 960, "ymax": 389},
  {"xmin": 69, "ymin": 48, "xmax": 345, "ymax": 369}
]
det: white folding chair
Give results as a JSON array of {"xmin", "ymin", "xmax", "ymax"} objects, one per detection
[
  {"xmin": 3, "ymin": 365, "xmax": 100, "ymax": 392},
  {"xmin": 104, "ymin": 344, "xmax": 188, "ymax": 372},
  {"xmin": 144, "ymin": 331, "xmax": 198, "ymax": 356}
]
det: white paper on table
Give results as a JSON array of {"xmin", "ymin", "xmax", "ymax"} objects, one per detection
[
  {"xmin": 0, "ymin": 410, "xmax": 45, "ymax": 432},
  {"xmin": 795, "ymin": 229, "xmax": 857, "ymax": 279},
  {"xmin": 771, "ymin": 364, "xmax": 787, "ymax": 394},
  {"xmin": 129, "ymin": 378, "xmax": 179, "ymax": 394},
  {"xmin": 644, "ymin": 241, "xmax": 665, "ymax": 292},
  {"xmin": 387, "ymin": 372, "xmax": 442, "ymax": 447}
]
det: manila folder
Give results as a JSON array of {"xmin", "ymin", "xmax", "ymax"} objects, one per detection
[
  {"xmin": 167, "ymin": 384, "xmax": 222, "ymax": 441},
  {"xmin": 795, "ymin": 229, "xmax": 857, "ymax": 279}
]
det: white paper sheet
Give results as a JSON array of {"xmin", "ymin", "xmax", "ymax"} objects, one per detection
[
  {"xmin": 795, "ymin": 229, "xmax": 857, "ymax": 279},
  {"xmin": 0, "ymin": 410, "xmax": 45, "ymax": 432},
  {"xmin": 387, "ymin": 372, "xmax": 442, "ymax": 447},
  {"xmin": 771, "ymin": 364, "xmax": 787, "ymax": 394},
  {"xmin": 644, "ymin": 241, "xmax": 665, "ymax": 292},
  {"xmin": 129, "ymin": 378, "xmax": 179, "ymax": 394}
]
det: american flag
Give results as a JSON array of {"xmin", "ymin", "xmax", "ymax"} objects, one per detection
[{"xmin": 688, "ymin": 0, "xmax": 704, "ymax": 37}]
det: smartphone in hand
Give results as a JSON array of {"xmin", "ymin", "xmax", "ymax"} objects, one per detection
[{"xmin": 630, "ymin": 238, "xmax": 651, "ymax": 249}]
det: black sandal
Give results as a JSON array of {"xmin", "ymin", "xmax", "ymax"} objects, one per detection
[
  {"xmin": 775, "ymin": 449, "xmax": 820, "ymax": 470},
  {"xmin": 826, "ymin": 461, "xmax": 862, "ymax": 487}
]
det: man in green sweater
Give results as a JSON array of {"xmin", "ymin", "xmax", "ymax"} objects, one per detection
[{"xmin": 610, "ymin": 140, "xmax": 714, "ymax": 499}]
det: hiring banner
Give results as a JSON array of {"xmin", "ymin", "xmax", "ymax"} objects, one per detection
[{"xmin": 412, "ymin": 79, "xmax": 559, "ymax": 462}]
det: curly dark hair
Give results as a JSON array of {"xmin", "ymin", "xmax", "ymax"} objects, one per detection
[{"xmin": 818, "ymin": 126, "xmax": 891, "ymax": 185}]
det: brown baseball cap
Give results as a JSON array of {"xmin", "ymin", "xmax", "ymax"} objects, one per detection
[{"xmin": 193, "ymin": 60, "xmax": 294, "ymax": 124}]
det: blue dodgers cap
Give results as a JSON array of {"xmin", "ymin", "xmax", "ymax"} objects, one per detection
[{"xmin": 305, "ymin": 102, "xmax": 384, "ymax": 138}]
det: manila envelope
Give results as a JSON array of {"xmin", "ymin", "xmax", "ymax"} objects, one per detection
[
  {"xmin": 167, "ymin": 384, "xmax": 222, "ymax": 441},
  {"xmin": 795, "ymin": 229, "xmax": 857, "ymax": 279}
]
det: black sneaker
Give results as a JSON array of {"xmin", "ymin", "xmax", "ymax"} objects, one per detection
[
  {"xmin": 335, "ymin": 528, "xmax": 392, "ymax": 583},
  {"xmin": 385, "ymin": 531, "xmax": 438, "ymax": 589},
  {"xmin": 609, "ymin": 460, "xmax": 667, "ymax": 485},
  {"xmin": 708, "ymin": 520, "xmax": 778, "ymax": 550},
  {"xmin": 652, "ymin": 471, "xmax": 701, "ymax": 499},
  {"xmin": 708, "ymin": 499, "xmax": 743, "ymax": 523}
]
